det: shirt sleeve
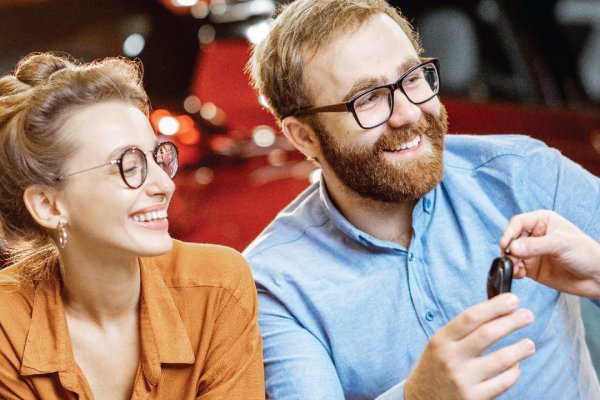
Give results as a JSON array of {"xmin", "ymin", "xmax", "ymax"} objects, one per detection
[
  {"xmin": 258, "ymin": 288, "xmax": 411, "ymax": 399},
  {"xmin": 196, "ymin": 263, "xmax": 265, "ymax": 400},
  {"xmin": 0, "ymin": 294, "xmax": 38, "ymax": 399},
  {"xmin": 258, "ymin": 288, "xmax": 346, "ymax": 399},
  {"xmin": 518, "ymin": 140, "xmax": 600, "ymax": 239},
  {"xmin": 0, "ymin": 371, "xmax": 38, "ymax": 400}
]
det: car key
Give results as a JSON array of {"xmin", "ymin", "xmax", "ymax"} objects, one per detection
[
  {"xmin": 486, "ymin": 230, "xmax": 532, "ymax": 299},
  {"xmin": 487, "ymin": 256, "xmax": 514, "ymax": 299}
]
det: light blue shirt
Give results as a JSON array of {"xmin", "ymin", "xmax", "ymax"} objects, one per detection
[{"xmin": 244, "ymin": 134, "xmax": 600, "ymax": 399}]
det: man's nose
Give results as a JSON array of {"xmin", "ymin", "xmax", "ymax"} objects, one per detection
[{"xmin": 386, "ymin": 90, "xmax": 422, "ymax": 128}]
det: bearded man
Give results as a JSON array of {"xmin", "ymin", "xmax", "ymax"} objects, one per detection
[{"xmin": 243, "ymin": 0, "xmax": 600, "ymax": 399}]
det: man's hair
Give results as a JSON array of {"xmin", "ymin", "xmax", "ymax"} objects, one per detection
[
  {"xmin": 0, "ymin": 52, "xmax": 150, "ymax": 281},
  {"xmin": 247, "ymin": 0, "xmax": 422, "ymax": 123}
]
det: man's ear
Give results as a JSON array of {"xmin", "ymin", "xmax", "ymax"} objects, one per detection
[
  {"xmin": 23, "ymin": 185, "xmax": 64, "ymax": 230},
  {"xmin": 281, "ymin": 116, "xmax": 321, "ymax": 159}
]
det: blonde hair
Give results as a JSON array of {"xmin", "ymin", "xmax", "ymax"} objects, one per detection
[
  {"xmin": 247, "ymin": 0, "xmax": 422, "ymax": 122},
  {"xmin": 0, "ymin": 52, "xmax": 150, "ymax": 280}
]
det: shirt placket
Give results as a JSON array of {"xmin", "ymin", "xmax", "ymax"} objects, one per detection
[{"xmin": 406, "ymin": 192, "xmax": 446, "ymax": 338}]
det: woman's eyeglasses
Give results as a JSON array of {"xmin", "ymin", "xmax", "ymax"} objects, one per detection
[{"xmin": 57, "ymin": 141, "xmax": 179, "ymax": 189}]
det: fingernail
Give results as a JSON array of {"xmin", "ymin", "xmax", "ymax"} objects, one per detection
[
  {"xmin": 511, "ymin": 240, "xmax": 524, "ymax": 254},
  {"xmin": 518, "ymin": 309, "xmax": 533, "ymax": 323},
  {"xmin": 523, "ymin": 339, "xmax": 536, "ymax": 354},
  {"xmin": 505, "ymin": 293, "xmax": 519, "ymax": 307}
]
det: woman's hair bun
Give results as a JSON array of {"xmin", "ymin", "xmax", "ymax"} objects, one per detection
[{"xmin": 14, "ymin": 52, "xmax": 76, "ymax": 87}]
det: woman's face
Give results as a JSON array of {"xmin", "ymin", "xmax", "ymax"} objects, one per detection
[{"xmin": 56, "ymin": 101, "xmax": 175, "ymax": 259}]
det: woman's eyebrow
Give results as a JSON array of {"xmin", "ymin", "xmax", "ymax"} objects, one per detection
[{"xmin": 106, "ymin": 145, "xmax": 133, "ymax": 160}]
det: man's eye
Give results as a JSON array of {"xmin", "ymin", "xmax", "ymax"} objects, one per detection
[
  {"xmin": 355, "ymin": 89, "xmax": 386, "ymax": 110},
  {"xmin": 404, "ymin": 72, "xmax": 424, "ymax": 86}
]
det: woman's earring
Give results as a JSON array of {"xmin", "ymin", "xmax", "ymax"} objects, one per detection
[{"xmin": 57, "ymin": 220, "xmax": 68, "ymax": 249}]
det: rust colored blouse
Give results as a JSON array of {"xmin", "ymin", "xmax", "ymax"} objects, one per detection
[{"xmin": 0, "ymin": 240, "xmax": 264, "ymax": 399}]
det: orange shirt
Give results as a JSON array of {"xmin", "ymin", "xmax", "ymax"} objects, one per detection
[{"xmin": 0, "ymin": 240, "xmax": 264, "ymax": 399}]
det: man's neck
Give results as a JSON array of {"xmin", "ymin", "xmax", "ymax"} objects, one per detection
[{"xmin": 323, "ymin": 175, "xmax": 417, "ymax": 248}]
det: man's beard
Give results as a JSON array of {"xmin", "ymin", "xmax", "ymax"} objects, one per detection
[{"xmin": 312, "ymin": 104, "xmax": 448, "ymax": 202}]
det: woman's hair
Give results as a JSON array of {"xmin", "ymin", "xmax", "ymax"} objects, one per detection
[
  {"xmin": 246, "ymin": 0, "xmax": 422, "ymax": 122},
  {"xmin": 0, "ymin": 52, "xmax": 150, "ymax": 281}
]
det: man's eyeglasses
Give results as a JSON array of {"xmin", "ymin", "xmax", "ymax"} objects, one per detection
[
  {"xmin": 57, "ymin": 141, "xmax": 179, "ymax": 189},
  {"xmin": 288, "ymin": 58, "xmax": 440, "ymax": 129}
]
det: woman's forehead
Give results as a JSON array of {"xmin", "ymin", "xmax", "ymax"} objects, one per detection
[{"xmin": 61, "ymin": 102, "xmax": 155, "ymax": 159}]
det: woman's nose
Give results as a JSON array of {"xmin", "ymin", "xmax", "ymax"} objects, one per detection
[{"xmin": 144, "ymin": 157, "xmax": 176, "ymax": 196}]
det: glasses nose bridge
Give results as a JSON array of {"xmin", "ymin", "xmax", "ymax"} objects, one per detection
[
  {"xmin": 143, "ymin": 150, "xmax": 174, "ymax": 191},
  {"xmin": 385, "ymin": 81, "xmax": 422, "ymax": 127},
  {"xmin": 387, "ymin": 80, "xmax": 413, "ymax": 112}
]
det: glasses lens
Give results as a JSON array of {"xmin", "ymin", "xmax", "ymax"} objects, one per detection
[
  {"xmin": 121, "ymin": 148, "xmax": 147, "ymax": 188},
  {"xmin": 353, "ymin": 87, "xmax": 393, "ymax": 129},
  {"xmin": 155, "ymin": 142, "xmax": 178, "ymax": 179},
  {"xmin": 403, "ymin": 62, "xmax": 439, "ymax": 104}
]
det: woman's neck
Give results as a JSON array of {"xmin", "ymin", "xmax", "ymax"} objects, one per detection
[{"xmin": 59, "ymin": 248, "xmax": 141, "ymax": 326}]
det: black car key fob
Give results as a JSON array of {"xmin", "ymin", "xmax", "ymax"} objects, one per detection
[{"xmin": 487, "ymin": 257, "xmax": 514, "ymax": 299}]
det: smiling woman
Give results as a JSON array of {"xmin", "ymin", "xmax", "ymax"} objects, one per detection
[{"xmin": 0, "ymin": 53, "xmax": 264, "ymax": 399}]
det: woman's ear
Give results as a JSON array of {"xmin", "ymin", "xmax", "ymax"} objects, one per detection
[
  {"xmin": 23, "ymin": 185, "xmax": 64, "ymax": 230},
  {"xmin": 281, "ymin": 116, "xmax": 322, "ymax": 159}
]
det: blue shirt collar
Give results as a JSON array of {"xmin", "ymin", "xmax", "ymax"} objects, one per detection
[{"xmin": 317, "ymin": 173, "xmax": 436, "ymax": 252}]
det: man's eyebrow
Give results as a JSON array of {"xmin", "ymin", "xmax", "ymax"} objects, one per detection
[
  {"xmin": 397, "ymin": 58, "xmax": 421, "ymax": 76},
  {"xmin": 342, "ymin": 57, "xmax": 422, "ymax": 102},
  {"xmin": 343, "ymin": 77, "xmax": 385, "ymax": 102}
]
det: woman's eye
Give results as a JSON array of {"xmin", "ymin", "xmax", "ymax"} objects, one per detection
[{"xmin": 122, "ymin": 165, "xmax": 140, "ymax": 176}]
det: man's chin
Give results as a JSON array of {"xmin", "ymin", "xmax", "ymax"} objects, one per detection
[{"xmin": 360, "ymin": 155, "xmax": 444, "ymax": 202}]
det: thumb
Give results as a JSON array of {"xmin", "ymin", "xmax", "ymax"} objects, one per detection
[{"xmin": 510, "ymin": 235, "xmax": 561, "ymax": 259}]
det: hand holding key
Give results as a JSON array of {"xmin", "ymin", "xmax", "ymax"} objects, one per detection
[
  {"xmin": 501, "ymin": 210, "xmax": 600, "ymax": 299},
  {"xmin": 487, "ymin": 233, "xmax": 532, "ymax": 299},
  {"xmin": 405, "ymin": 293, "xmax": 535, "ymax": 400}
]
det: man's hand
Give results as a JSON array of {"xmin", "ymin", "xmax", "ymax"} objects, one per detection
[
  {"xmin": 404, "ymin": 293, "xmax": 535, "ymax": 400},
  {"xmin": 501, "ymin": 210, "xmax": 600, "ymax": 299}
]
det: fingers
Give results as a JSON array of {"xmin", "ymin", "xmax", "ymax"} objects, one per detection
[
  {"xmin": 460, "ymin": 308, "xmax": 534, "ymax": 357},
  {"xmin": 472, "ymin": 362, "xmax": 521, "ymax": 399},
  {"xmin": 509, "ymin": 235, "xmax": 559, "ymax": 259},
  {"xmin": 479, "ymin": 339, "xmax": 536, "ymax": 377},
  {"xmin": 443, "ymin": 293, "xmax": 521, "ymax": 340},
  {"xmin": 500, "ymin": 210, "xmax": 552, "ymax": 250},
  {"xmin": 471, "ymin": 339, "xmax": 536, "ymax": 399}
]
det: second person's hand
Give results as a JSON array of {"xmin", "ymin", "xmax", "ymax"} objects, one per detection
[{"xmin": 501, "ymin": 210, "xmax": 600, "ymax": 299}]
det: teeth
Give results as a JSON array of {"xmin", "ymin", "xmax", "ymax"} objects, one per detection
[
  {"xmin": 131, "ymin": 209, "xmax": 168, "ymax": 222},
  {"xmin": 392, "ymin": 135, "xmax": 421, "ymax": 151}
]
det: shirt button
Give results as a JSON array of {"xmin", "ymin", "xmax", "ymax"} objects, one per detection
[
  {"xmin": 425, "ymin": 198, "xmax": 432, "ymax": 209},
  {"xmin": 425, "ymin": 311, "xmax": 435, "ymax": 321},
  {"xmin": 408, "ymin": 252, "xmax": 415, "ymax": 261}
]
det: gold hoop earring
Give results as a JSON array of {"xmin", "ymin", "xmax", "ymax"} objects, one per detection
[{"xmin": 57, "ymin": 220, "xmax": 68, "ymax": 249}]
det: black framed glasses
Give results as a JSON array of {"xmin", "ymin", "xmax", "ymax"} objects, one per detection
[
  {"xmin": 57, "ymin": 141, "xmax": 179, "ymax": 189},
  {"xmin": 289, "ymin": 58, "xmax": 440, "ymax": 129}
]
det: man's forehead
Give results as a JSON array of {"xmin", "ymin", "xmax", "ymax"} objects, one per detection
[{"xmin": 302, "ymin": 13, "xmax": 419, "ymax": 103}]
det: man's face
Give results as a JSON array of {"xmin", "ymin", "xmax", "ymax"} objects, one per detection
[
  {"xmin": 312, "ymin": 106, "xmax": 447, "ymax": 202},
  {"xmin": 302, "ymin": 13, "xmax": 448, "ymax": 202}
]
